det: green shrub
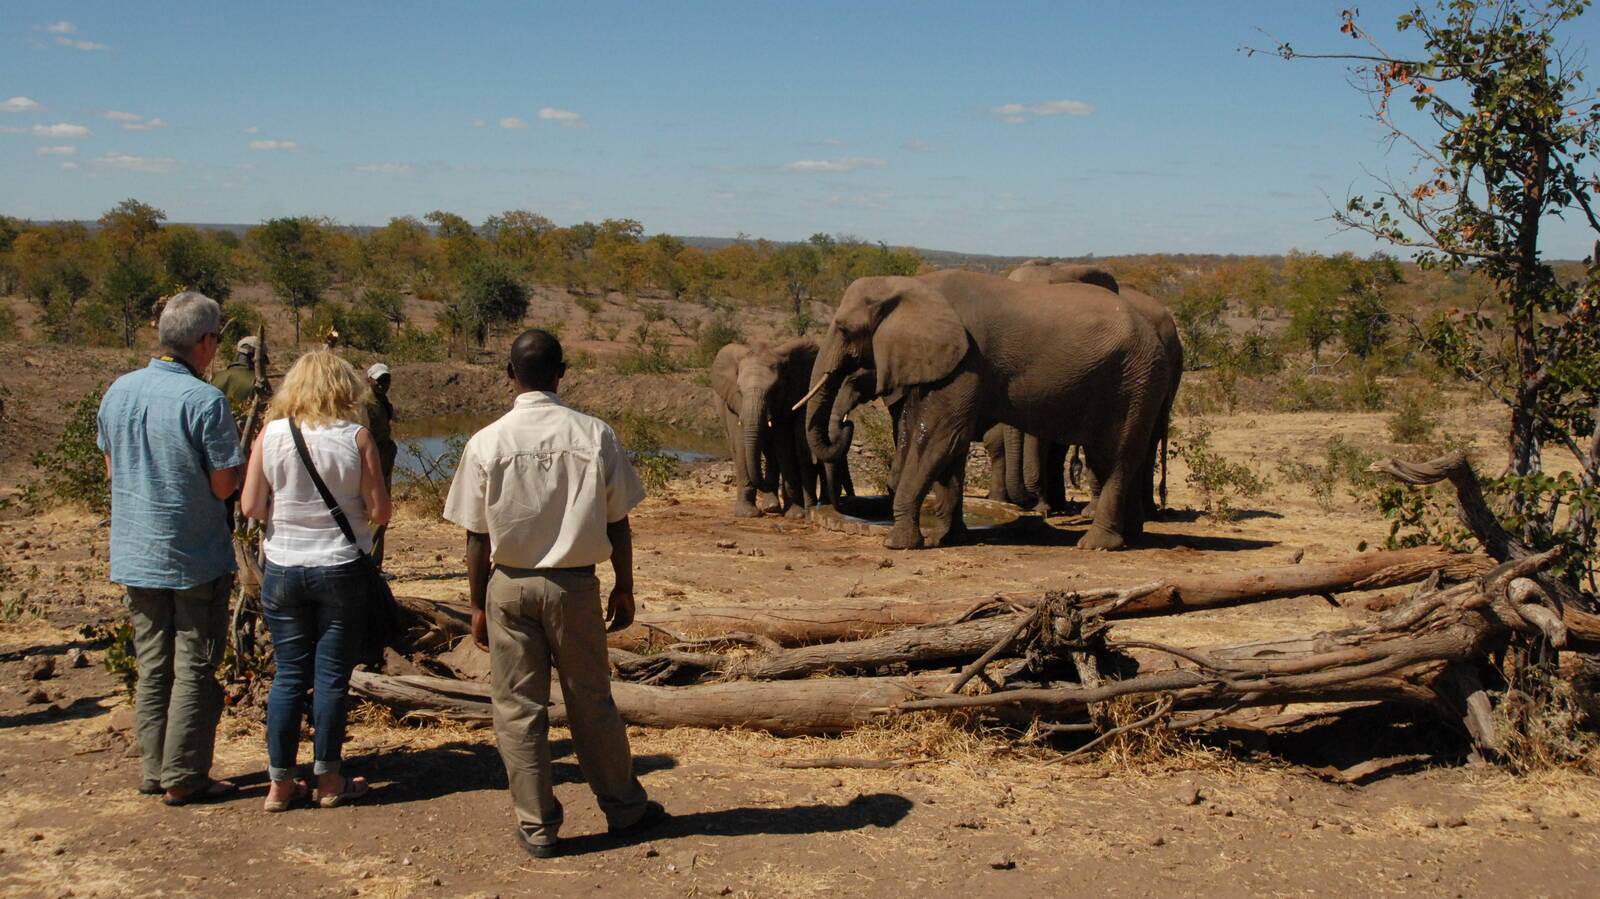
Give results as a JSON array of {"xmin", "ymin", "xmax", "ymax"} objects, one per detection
[
  {"xmin": 613, "ymin": 335, "xmax": 682, "ymax": 374},
  {"xmin": 218, "ymin": 300, "xmax": 264, "ymax": 356},
  {"xmin": 631, "ymin": 451, "xmax": 679, "ymax": 491},
  {"xmin": 692, "ymin": 310, "xmax": 742, "ymax": 368},
  {"xmin": 22, "ymin": 384, "xmax": 110, "ymax": 515},
  {"xmin": 387, "ymin": 325, "xmax": 445, "ymax": 363},
  {"xmin": 342, "ymin": 307, "xmax": 391, "ymax": 353},
  {"xmin": 1171, "ymin": 419, "xmax": 1266, "ymax": 521},
  {"xmin": 0, "ymin": 305, "xmax": 20, "ymax": 341},
  {"xmin": 1386, "ymin": 384, "xmax": 1442, "ymax": 444}
]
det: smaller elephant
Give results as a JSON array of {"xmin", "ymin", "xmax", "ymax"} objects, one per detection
[{"xmin": 711, "ymin": 338, "xmax": 820, "ymax": 518}]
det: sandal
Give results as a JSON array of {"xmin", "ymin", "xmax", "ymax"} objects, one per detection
[
  {"xmin": 316, "ymin": 776, "xmax": 370, "ymax": 808},
  {"xmin": 162, "ymin": 779, "xmax": 239, "ymax": 807},
  {"xmin": 263, "ymin": 779, "xmax": 311, "ymax": 813}
]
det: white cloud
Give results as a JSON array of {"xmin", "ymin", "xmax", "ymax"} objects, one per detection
[
  {"xmin": 242, "ymin": 125, "xmax": 260, "ymax": 134},
  {"xmin": 43, "ymin": 21, "xmax": 76, "ymax": 34},
  {"xmin": 991, "ymin": 99, "xmax": 1096, "ymax": 123},
  {"xmin": 56, "ymin": 36, "xmax": 109, "ymax": 51},
  {"xmin": 123, "ymin": 118, "xmax": 168, "ymax": 132},
  {"xmin": 538, "ymin": 107, "xmax": 582, "ymax": 127},
  {"xmin": 104, "ymin": 110, "xmax": 142, "ymax": 121},
  {"xmin": 806, "ymin": 137, "xmax": 844, "ymax": 147},
  {"xmin": 354, "ymin": 163, "xmax": 414, "ymax": 174},
  {"xmin": 780, "ymin": 157, "xmax": 887, "ymax": 173},
  {"xmin": 32, "ymin": 123, "xmax": 92, "ymax": 138},
  {"xmin": 92, "ymin": 152, "xmax": 180, "ymax": 173},
  {"xmin": 471, "ymin": 118, "xmax": 485, "ymax": 128},
  {"xmin": 60, "ymin": 161, "xmax": 79, "ymax": 170},
  {"xmin": 2, "ymin": 96, "xmax": 42, "ymax": 112},
  {"xmin": 902, "ymin": 139, "xmax": 938, "ymax": 152},
  {"xmin": 249, "ymin": 139, "xmax": 301, "ymax": 151},
  {"xmin": 36, "ymin": 145, "xmax": 76, "ymax": 156},
  {"xmin": 499, "ymin": 117, "xmax": 529, "ymax": 129}
]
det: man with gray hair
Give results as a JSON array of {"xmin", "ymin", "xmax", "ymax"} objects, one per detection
[{"xmin": 98, "ymin": 291, "xmax": 245, "ymax": 806}]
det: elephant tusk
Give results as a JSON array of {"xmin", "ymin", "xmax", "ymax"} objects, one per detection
[{"xmin": 793, "ymin": 377, "xmax": 828, "ymax": 411}]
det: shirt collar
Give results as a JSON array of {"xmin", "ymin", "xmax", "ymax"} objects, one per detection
[
  {"xmin": 513, "ymin": 390, "xmax": 563, "ymax": 409},
  {"xmin": 150, "ymin": 356, "xmax": 203, "ymax": 380}
]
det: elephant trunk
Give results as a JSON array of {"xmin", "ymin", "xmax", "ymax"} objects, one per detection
[
  {"xmin": 1003, "ymin": 424, "xmax": 1034, "ymax": 507},
  {"xmin": 740, "ymin": 393, "xmax": 769, "ymax": 493},
  {"xmin": 805, "ymin": 339, "xmax": 851, "ymax": 464}
]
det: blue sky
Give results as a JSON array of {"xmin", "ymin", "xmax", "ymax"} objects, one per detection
[{"xmin": 4, "ymin": 1, "xmax": 1598, "ymax": 258}]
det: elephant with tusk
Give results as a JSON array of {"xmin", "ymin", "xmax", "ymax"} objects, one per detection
[
  {"xmin": 711, "ymin": 337, "xmax": 825, "ymax": 519},
  {"xmin": 804, "ymin": 269, "xmax": 1171, "ymax": 550}
]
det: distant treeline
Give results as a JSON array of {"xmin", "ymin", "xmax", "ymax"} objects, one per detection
[{"xmin": 0, "ymin": 198, "xmax": 1560, "ymax": 372}]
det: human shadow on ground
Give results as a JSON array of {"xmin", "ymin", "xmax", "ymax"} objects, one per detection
[
  {"xmin": 0, "ymin": 693, "xmax": 114, "ymax": 729},
  {"xmin": 326, "ymin": 739, "xmax": 679, "ymax": 806},
  {"xmin": 556, "ymin": 792, "xmax": 915, "ymax": 857}
]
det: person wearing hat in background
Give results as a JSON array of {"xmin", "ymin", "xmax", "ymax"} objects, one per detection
[
  {"xmin": 364, "ymin": 363, "xmax": 397, "ymax": 568},
  {"xmin": 212, "ymin": 335, "xmax": 269, "ymax": 425}
]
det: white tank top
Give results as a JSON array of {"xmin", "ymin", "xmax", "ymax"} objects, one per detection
[{"xmin": 260, "ymin": 418, "xmax": 372, "ymax": 567}]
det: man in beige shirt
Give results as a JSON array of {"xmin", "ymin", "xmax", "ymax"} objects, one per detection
[{"xmin": 443, "ymin": 329, "xmax": 667, "ymax": 859}]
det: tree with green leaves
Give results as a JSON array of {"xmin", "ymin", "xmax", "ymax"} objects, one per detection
[
  {"xmin": 250, "ymin": 217, "xmax": 332, "ymax": 343},
  {"xmin": 97, "ymin": 199, "xmax": 168, "ymax": 347},
  {"xmin": 1269, "ymin": 0, "xmax": 1600, "ymax": 587}
]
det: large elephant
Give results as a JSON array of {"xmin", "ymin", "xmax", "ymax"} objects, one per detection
[
  {"xmin": 711, "ymin": 338, "xmax": 820, "ymax": 518},
  {"xmin": 1007, "ymin": 261, "xmax": 1184, "ymax": 515},
  {"xmin": 804, "ymin": 270, "xmax": 1171, "ymax": 550}
]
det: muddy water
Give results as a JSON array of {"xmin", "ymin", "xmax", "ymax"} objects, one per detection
[
  {"xmin": 392, "ymin": 412, "xmax": 724, "ymax": 476},
  {"xmin": 833, "ymin": 495, "xmax": 1023, "ymax": 531}
]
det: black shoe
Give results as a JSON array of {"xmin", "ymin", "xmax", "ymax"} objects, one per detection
[
  {"xmin": 609, "ymin": 801, "xmax": 669, "ymax": 837},
  {"xmin": 139, "ymin": 781, "xmax": 163, "ymax": 796},
  {"xmin": 514, "ymin": 831, "xmax": 560, "ymax": 860}
]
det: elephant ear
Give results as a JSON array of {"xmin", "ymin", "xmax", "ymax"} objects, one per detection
[
  {"xmin": 711, "ymin": 343, "xmax": 751, "ymax": 410},
  {"xmin": 872, "ymin": 283, "xmax": 968, "ymax": 393}
]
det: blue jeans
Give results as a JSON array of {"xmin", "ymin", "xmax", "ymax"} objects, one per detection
[{"xmin": 261, "ymin": 559, "xmax": 367, "ymax": 782}]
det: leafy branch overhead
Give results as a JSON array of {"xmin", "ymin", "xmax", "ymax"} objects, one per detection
[{"xmin": 1265, "ymin": 1, "xmax": 1600, "ymax": 593}]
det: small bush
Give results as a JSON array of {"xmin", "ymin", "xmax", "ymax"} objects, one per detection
[
  {"xmin": 393, "ymin": 434, "xmax": 465, "ymax": 518},
  {"xmin": 1172, "ymin": 419, "xmax": 1266, "ymax": 521},
  {"xmin": 1274, "ymin": 373, "xmax": 1343, "ymax": 412},
  {"xmin": 342, "ymin": 307, "xmax": 392, "ymax": 353},
  {"xmin": 693, "ymin": 310, "xmax": 742, "ymax": 368},
  {"xmin": 387, "ymin": 325, "xmax": 445, "ymax": 363},
  {"xmin": 218, "ymin": 300, "xmax": 264, "ymax": 356},
  {"xmin": 1387, "ymin": 383, "xmax": 1442, "ymax": 444},
  {"xmin": 0, "ymin": 305, "xmax": 20, "ymax": 341},
  {"xmin": 22, "ymin": 385, "xmax": 110, "ymax": 515},
  {"xmin": 613, "ymin": 336, "xmax": 682, "ymax": 375},
  {"xmin": 631, "ymin": 451, "xmax": 679, "ymax": 491}
]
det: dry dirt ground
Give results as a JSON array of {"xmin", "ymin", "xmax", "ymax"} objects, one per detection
[{"xmin": 3, "ymin": 294, "xmax": 1599, "ymax": 897}]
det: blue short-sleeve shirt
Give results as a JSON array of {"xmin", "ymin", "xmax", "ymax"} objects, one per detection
[{"xmin": 97, "ymin": 358, "xmax": 245, "ymax": 589}]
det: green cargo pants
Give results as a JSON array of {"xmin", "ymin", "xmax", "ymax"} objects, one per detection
[{"xmin": 125, "ymin": 574, "xmax": 232, "ymax": 792}]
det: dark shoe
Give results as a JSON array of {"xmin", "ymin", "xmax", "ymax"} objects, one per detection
[
  {"xmin": 514, "ymin": 831, "xmax": 560, "ymax": 859},
  {"xmin": 609, "ymin": 801, "xmax": 669, "ymax": 837},
  {"xmin": 162, "ymin": 779, "xmax": 239, "ymax": 807},
  {"xmin": 139, "ymin": 781, "xmax": 162, "ymax": 796}
]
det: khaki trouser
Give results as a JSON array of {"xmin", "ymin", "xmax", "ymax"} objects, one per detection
[
  {"xmin": 487, "ymin": 565, "xmax": 648, "ymax": 846},
  {"xmin": 125, "ymin": 574, "xmax": 232, "ymax": 791}
]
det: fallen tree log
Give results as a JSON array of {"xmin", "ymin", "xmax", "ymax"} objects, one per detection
[
  {"xmin": 886, "ymin": 553, "xmax": 1581, "ymax": 754},
  {"xmin": 393, "ymin": 546, "xmax": 1492, "ymax": 656},
  {"xmin": 349, "ymin": 669, "xmax": 955, "ymax": 736}
]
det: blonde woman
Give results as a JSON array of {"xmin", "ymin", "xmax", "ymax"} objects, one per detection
[{"xmin": 241, "ymin": 350, "xmax": 391, "ymax": 811}]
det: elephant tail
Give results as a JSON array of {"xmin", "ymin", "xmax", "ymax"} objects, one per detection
[{"xmin": 1158, "ymin": 429, "xmax": 1169, "ymax": 510}]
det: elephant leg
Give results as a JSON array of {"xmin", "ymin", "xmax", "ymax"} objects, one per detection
[
  {"xmin": 1042, "ymin": 441, "xmax": 1069, "ymax": 515},
  {"xmin": 1078, "ymin": 449, "xmax": 1127, "ymax": 550},
  {"xmin": 1002, "ymin": 425, "xmax": 1035, "ymax": 508},
  {"xmin": 924, "ymin": 450, "xmax": 970, "ymax": 548},
  {"xmin": 981, "ymin": 424, "xmax": 1007, "ymax": 502},
  {"xmin": 756, "ymin": 439, "xmax": 782, "ymax": 513},
  {"xmin": 1022, "ymin": 433, "xmax": 1047, "ymax": 514},
  {"xmin": 885, "ymin": 377, "xmax": 976, "ymax": 550},
  {"xmin": 723, "ymin": 407, "xmax": 760, "ymax": 517},
  {"xmin": 779, "ymin": 418, "xmax": 811, "ymax": 519}
]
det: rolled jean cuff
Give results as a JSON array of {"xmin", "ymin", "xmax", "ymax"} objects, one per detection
[
  {"xmin": 268, "ymin": 764, "xmax": 298, "ymax": 783},
  {"xmin": 313, "ymin": 758, "xmax": 342, "ymax": 777}
]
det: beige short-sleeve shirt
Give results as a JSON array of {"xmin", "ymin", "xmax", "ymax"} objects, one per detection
[{"xmin": 443, "ymin": 391, "xmax": 646, "ymax": 569}]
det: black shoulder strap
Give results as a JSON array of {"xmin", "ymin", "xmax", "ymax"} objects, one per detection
[{"xmin": 287, "ymin": 418, "xmax": 362, "ymax": 551}]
